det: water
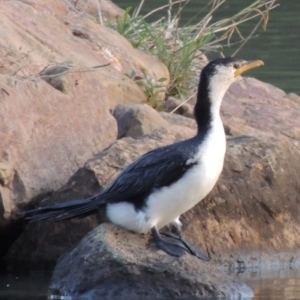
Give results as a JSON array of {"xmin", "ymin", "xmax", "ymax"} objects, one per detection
[
  {"xmin": 1, "ymin": 268, "xmax": 300, "ymax": 299},
  {"xmin": 113, "ymin": 0, "xmax": 300, "ymax": 95},
  {"xmin": 0, "ymin": 271, "xmax": 51, "ymax": 300},
  {"xmin": 234, "ymin": 268, "xmax": 300, "ymax": 300}
]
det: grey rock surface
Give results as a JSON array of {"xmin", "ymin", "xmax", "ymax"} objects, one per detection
[{"xmin": 49, "ymin": 223, "xmax": 254, "ymax": 299}]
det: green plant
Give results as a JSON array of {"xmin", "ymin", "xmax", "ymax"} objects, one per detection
[
  {"xmin": 128, "ymin": 70, "xmax": 167, "ymax": 110},
  {"xmin": 110, "ymin": 0, "xmax": 278, "ymax": 102}
]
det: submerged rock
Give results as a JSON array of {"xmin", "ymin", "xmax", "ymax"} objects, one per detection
[{"xmin": 49, "ymin": 223, "xmax": 254, "ymax": 299}]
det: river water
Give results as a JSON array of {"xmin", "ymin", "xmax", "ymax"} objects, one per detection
[
  {"xmin": 114, "ymin": 0, "xmax": 300, "ymax": 95},
  {"xmin": 0, "ymin": 268, "xmax": 300, "ymax": 299},
  {"xmin": 234, "ymin": 268, "xmax": 300, "ymax": 300}
]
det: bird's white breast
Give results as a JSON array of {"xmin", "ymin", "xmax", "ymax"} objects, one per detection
[{"xmin": 146, "ymin": 116, "xmax": 226, "ymax": 230}]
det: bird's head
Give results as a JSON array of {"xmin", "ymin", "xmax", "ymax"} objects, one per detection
[
  {"xmin": 203, "ymin": 57, "xmax": 264, "ymax": 88},
  {"xmin": 200, "ymin": 57, "xmax": 264, "ymax": 109}
]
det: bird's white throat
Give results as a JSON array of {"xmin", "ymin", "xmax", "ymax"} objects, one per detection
[{"xmin": 208, "ymin": 65, "xmax": 236, "ymax": 115}]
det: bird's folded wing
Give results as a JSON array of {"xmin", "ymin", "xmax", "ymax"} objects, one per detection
[{"xmin": 101, "ymin": 142, "xmax": 197, "ymax": 205}]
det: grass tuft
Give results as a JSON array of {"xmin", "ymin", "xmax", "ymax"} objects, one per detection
[{"xmin": 109, "ymin": 0, "xmax": 278, "ymax": 106}]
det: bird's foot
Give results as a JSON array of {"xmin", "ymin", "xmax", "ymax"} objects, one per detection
[
  {"xmin": 151, "ymin": 227, "xmax": 187, "ymax": 257},
  {"xmin": 161, "ymin": 231, "xmax": 210, "ymax": 261},
  {"xmin": 151, "ymin": 227, "xmax": 210, "ymax": 261}
]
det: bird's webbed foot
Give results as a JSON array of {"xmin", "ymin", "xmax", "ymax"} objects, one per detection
[
  {"xmin": 151, "ymin": 227, "xmax": 187, "ymax": 257},
  {"xmin": 156, "ymin": 222, "xmax": 210, "ymax": 261}
]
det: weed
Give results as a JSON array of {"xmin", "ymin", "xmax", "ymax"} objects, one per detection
[
  {"xmin": 109, "ymin": 0, "xmax": 278, "ymax": 104},
  {"xmin": 127, "ymin": 70, "xmax": 167, "ymax": 110}
]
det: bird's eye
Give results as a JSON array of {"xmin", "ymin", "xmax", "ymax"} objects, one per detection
[{"xmin": 233, "ymin": 63, "xmax": 240, "ymax": 69}]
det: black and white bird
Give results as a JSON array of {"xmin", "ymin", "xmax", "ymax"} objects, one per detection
[{"xmin": 23, "ymin": 57, "xmax": 263, "ymax": 260}]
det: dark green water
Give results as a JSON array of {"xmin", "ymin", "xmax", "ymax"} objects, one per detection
[
  {"xmin": 114, "ymin": 0, "xmax": 300, "ymax": 95},
  {"xmin": 1, "ymin": 268, "xmax": 300, "ymax": 299},
  {"xmin": 0, "ymin": 271, "xmax": 51, "ymax": 300}
]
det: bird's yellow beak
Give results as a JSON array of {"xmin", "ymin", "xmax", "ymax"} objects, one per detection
[{"xmin": 234, "ymin": 60, "xmax": 264, "ymax": 77}]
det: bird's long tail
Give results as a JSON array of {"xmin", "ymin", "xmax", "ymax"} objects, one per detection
[{"xmin": 22, "ymin": 197, "xmax": 103, "ymax": 222}]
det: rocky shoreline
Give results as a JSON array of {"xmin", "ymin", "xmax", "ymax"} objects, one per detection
[{"xmin": 1, "ymin": 0, "xmax": 300, "ymax": 298}]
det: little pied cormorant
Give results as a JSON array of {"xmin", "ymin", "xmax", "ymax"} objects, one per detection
[{"xmin": 23, "ymin": 57, "xmax": 264, "ymax": 260}]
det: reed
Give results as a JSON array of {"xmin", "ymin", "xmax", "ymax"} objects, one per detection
[{"xmin": 110, "ymin": 0, "xmax": 278, "ymax": 106}]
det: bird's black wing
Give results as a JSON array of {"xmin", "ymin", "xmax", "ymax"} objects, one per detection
[
  {"xmin": 22, "ymin": 139, "xmax": 199, "ymax": 222},
  {"xmin": 100, "ymin": 140, "xmax": 198, "ymax": 208}
]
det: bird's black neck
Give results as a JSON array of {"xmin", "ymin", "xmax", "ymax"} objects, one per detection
[{"xmin": 194, "ymin": 73, "xmax": 212, "ymax": 135}]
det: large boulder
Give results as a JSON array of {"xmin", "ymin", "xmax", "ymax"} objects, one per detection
[
  {"xmin": 6, "ymin": 78, "xmax": 300, "ymax": 269},
  {"xmin": 49, "ymin": 223, "xmax": 254, "ymax": 299},
  {"xmin": 184, "ymin": 134, "xmax": 300, "ymax": 268},
  {"xmin": 0, "ymin": 71, "xmax": 118, "ymax": 219},
  {"xmin": 3, "ymin": 168, "xmax": 103, "ymax": 267},
  {"xmin": 5, "ymin": 125, "xmax": 195, "ymax": 266},
  {"xmin": 222, "ymin": 77, "xmax": 299, "ymax": 137},
  {"xmin": 0, "ymin": 0, "xmax": 169, "ymax": 222}
]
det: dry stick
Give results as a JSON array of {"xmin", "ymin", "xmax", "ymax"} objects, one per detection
[
  {"xmin": 184, "ymin": 0, "xmax": 276, "ymax": 44},
  {"xmin": 207, "ymin": 11, "xmax": 273, "ymax": 35},
  {"xmin": 115, "ymin": 0, "xmax": 277, "ymax": 109},
  {"xmin": 95, "ymin": 0, "xmax": 103, "ymax": 25},
  {"xmin": 134, "ymin": 0, "xmax": 145, "ymax": 18},
  {"xmin": 130, "ymin": 0, "xmax": 276, "ymax": 51},
  {"xmin": 171, "ymin": 3, "xmax": 276, "ymax": 112},
  {"xmin": 196, "ymin": 0, "xmax": 225, "ymax": 28},
  {"xmin": 183, "ymin": 0, "xmax": 223, "ymax": 31},
  {"xmin": 210, "ymin": 0, "xmax": 278, "ymax": 31},
  {"xmin": 27, "ymin": 63, "xmax": 111, "ymax": 80},
  {"xmin": 194, "ymin": 16, "xmax": 212, "ymax": 40},
  {"xmin": 173, "ymin": 0, "xmax": 191, "ymax": 21},
  {"xmin": 182, "ymin": 0, "xmax": 213, "ymax": 28},
  {"xmin": 142, "ymin": 0, "xmax": 188, "ymax": 20},
  {"xmin": 232, "ymin": 18, "xmax": 263, "ymax": 57},
  {"xmin": 232, "ymin": 0, "xmax": 280, "ymax": 56},
  {"xmin": 93, "ymin": 63, "xmax": 111, "ymax": 69},
  {"xmin": 170, "ymin": 92, "xmax": 197, "ymax": 114}
]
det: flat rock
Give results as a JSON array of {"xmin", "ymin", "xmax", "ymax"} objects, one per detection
[{"xmin": 49, "ymin": 223, "xmax": 254, "ymax": 299}]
